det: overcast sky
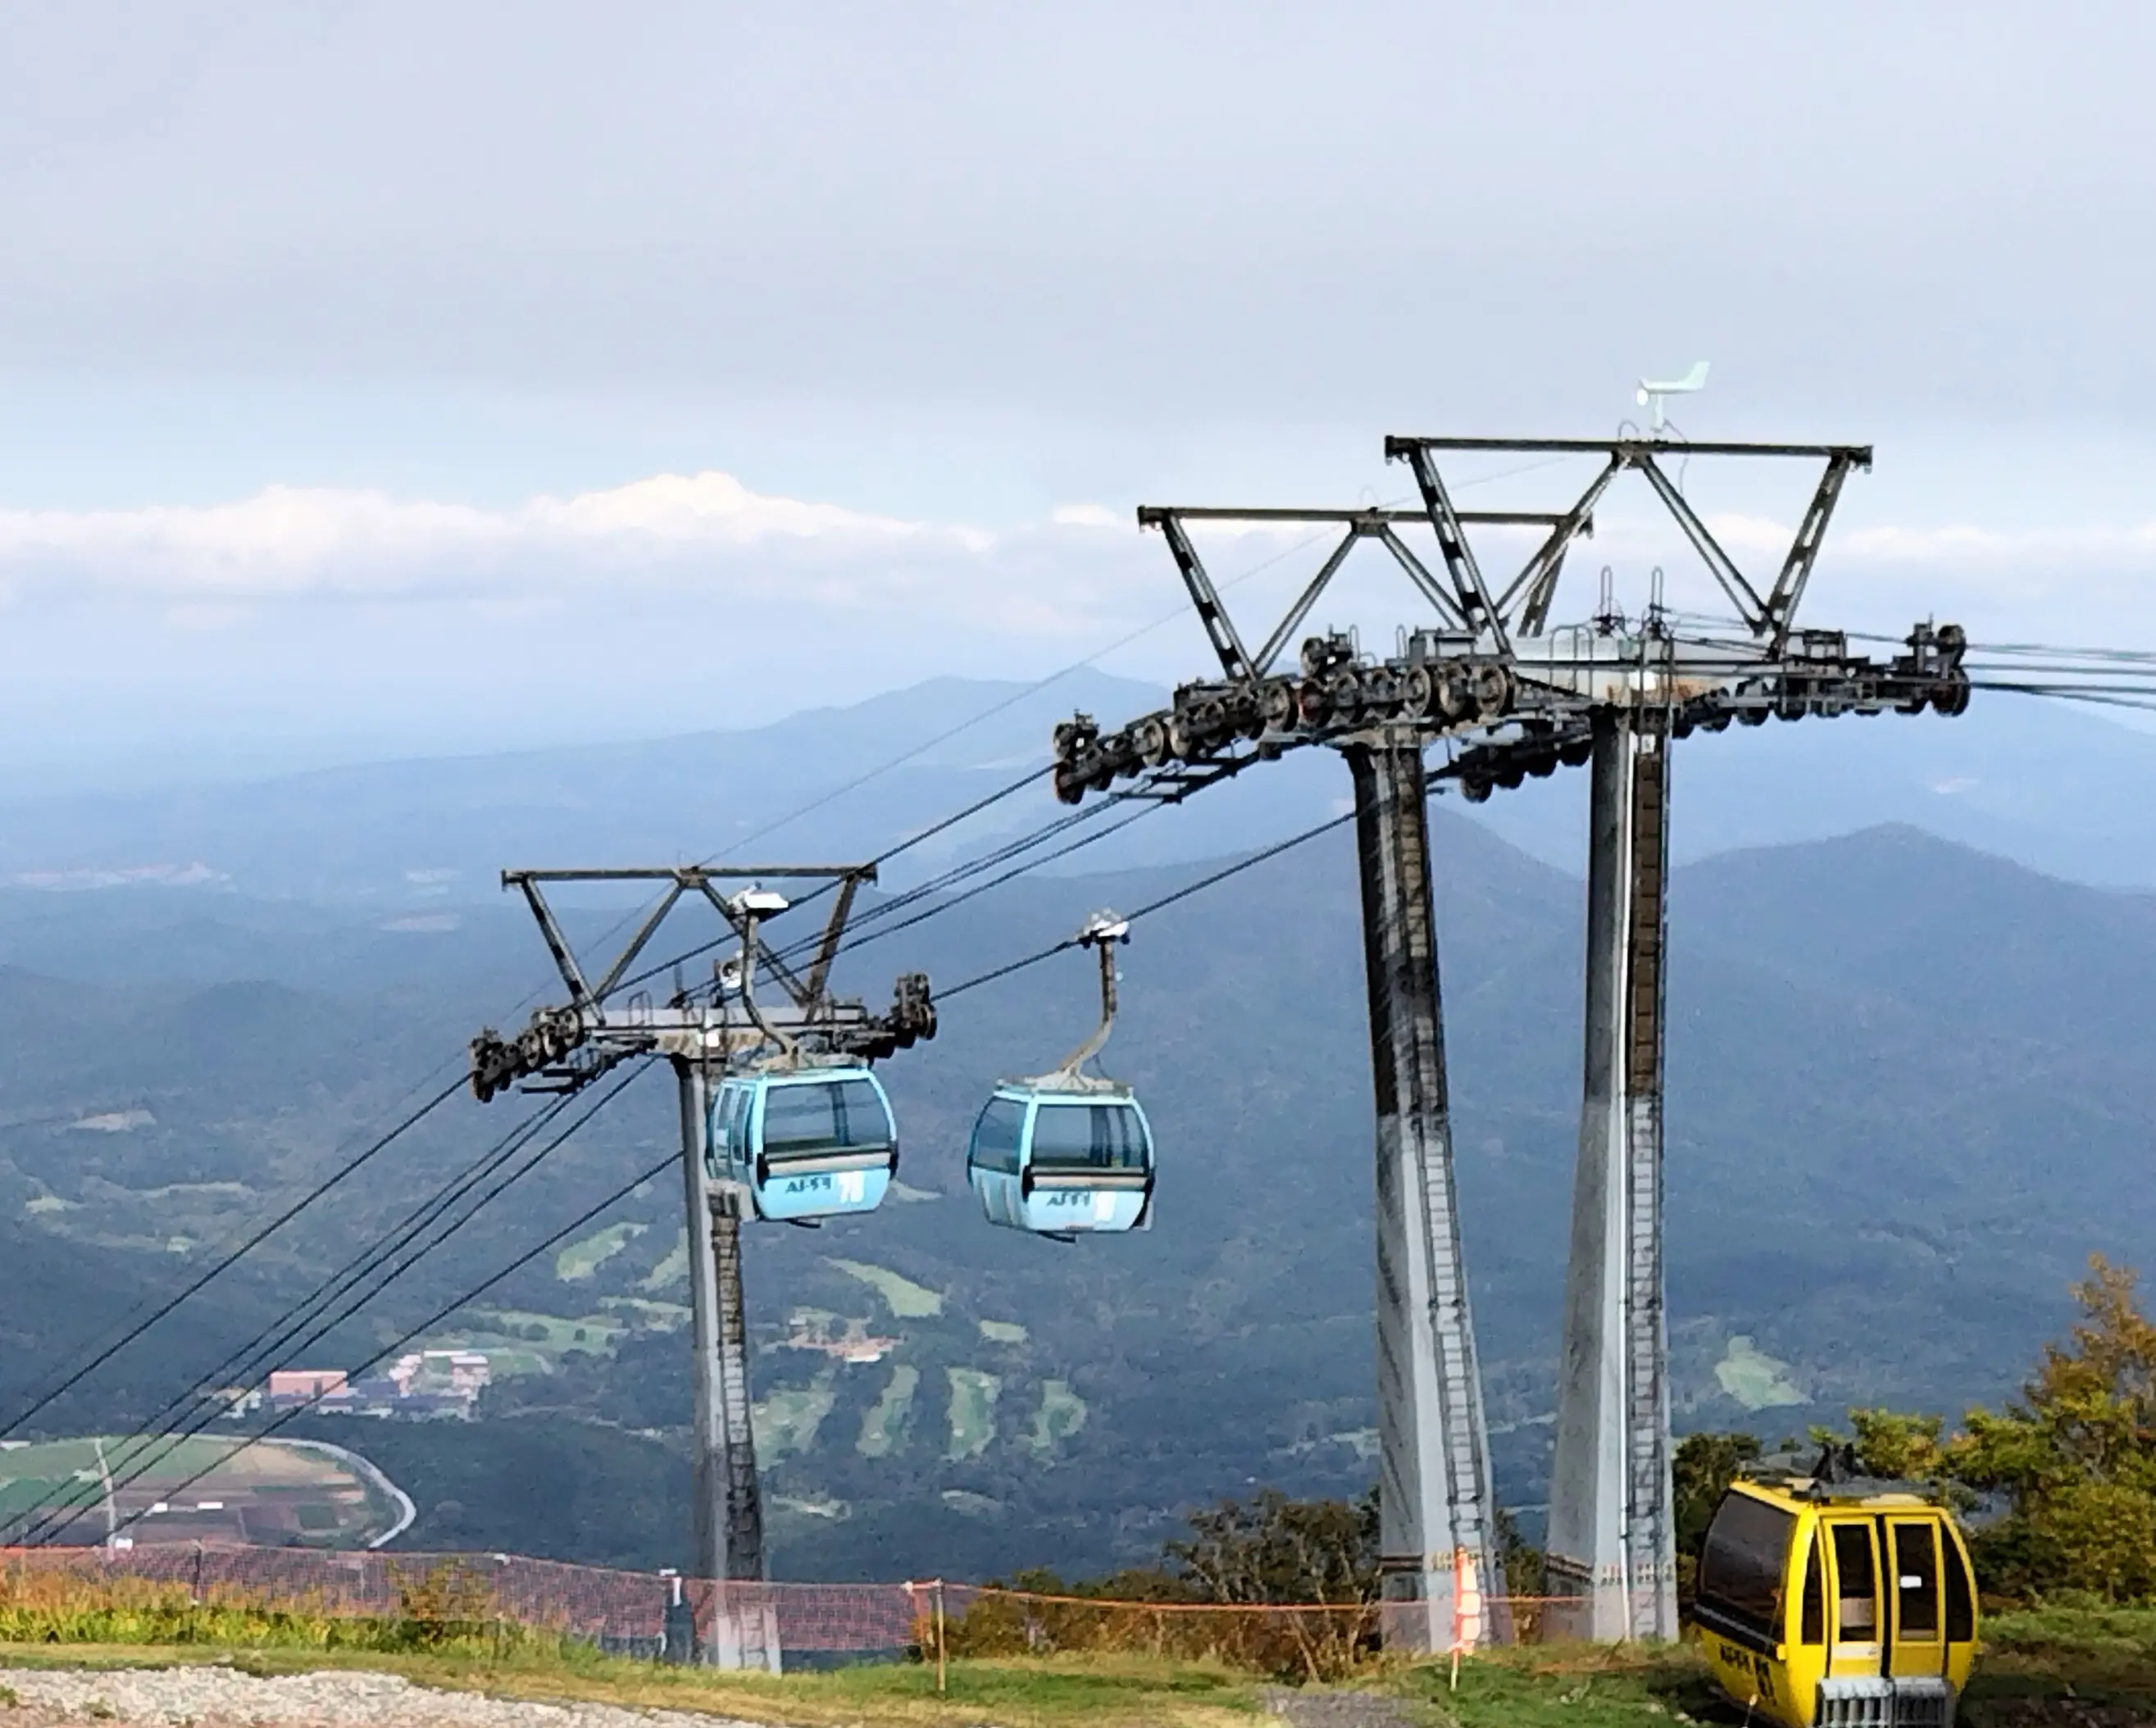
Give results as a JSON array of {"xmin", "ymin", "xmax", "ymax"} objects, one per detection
[{"xmin": 2, "ymin": 2, "xmax": 2152, "ymax": 785}]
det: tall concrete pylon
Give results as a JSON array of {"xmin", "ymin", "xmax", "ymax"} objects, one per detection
[
  {"xmin": 1345, "ymin": 739, "xmax": 1508, "ymax": 1649},
  {"xmin": 1546, "ymin": 709, "xmax": 1679, "ymax": 1640},
  {"xmin": 675, "ymin": 1058, "xmax": 779, "ymax": 1671}
]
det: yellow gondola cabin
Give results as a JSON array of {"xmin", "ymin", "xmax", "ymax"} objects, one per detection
[{"xmin": 1690, "ymin": 1469, "xmax": 1978, "ymax": 1728}]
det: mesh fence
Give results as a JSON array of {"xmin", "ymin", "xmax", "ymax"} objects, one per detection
[{"xmin": 0, "ymin": 1544, "xmax": 1634, "ymax": 1667}]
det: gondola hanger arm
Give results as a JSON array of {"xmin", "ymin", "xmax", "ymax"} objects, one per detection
[
  {"xmin": 1044, "ymin": 911, "xmax": 1127, "ymax": 1082},
  {"xmin": 723, "ymin": 887, "xmax": 799, "ymax": 1066}
]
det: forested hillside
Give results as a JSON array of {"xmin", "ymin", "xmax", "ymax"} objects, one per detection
[{"xmin": 2, "ymin": 784, "xmax": 2149, "ymax": 1577}]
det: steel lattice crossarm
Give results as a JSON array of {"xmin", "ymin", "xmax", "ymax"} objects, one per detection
[
  {"xmin": 1049, "ymin": 437, "xmax": 1969, "ymax": 808},
  {"xmin": 469, "ymin": 864, "xmax": 935, "ymax": 1103}
]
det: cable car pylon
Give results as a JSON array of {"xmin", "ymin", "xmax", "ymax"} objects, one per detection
[
  {"xmin": 468, "ymin": 863, "xmax": 935, "ymax": 1668},
  {"xmin": 1048, "ymin": 428, "xmax": 1969, "ymax": 1648}
]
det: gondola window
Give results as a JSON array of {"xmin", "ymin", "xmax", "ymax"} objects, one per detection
[
  {"xmin": 1699, "ymin": 1493, "xmax": 1794, "ymax": 1636},
  {"xmin": 1945, "ymin": 1530, "xmax": 1976, "ymax": 1642},
  {"xmin": 971, "ymin": 1097, "xmax": 1025, "ymax": 1174},
  {"xmin": 762, "ymin": 1078, "xmax": 893, "ymax": 1158},
  {"xmin": 1831, "ymin": 1522, "xmax": 1878, "ymax": 1639},
  {"xmin": 1894, "ymin": 1523, "xmax": 1940, "ymax": 1638},
  {"xmin": 1799, "ymin": 1532, "xmax": 1826, "ymax": 1645},
  {"xmin": 1031, "ymin": 1102, "xmax": 1148, "ymax": 1168}
]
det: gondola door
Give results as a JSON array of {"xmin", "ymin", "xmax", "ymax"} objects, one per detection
[
  {"xmin": 1823, "ymin": 1518, "xmax": 1884, "ymax": 1683},
  {"xmin": 1885, "ymin": 1517, "xmax": 1946, "ymax": 1680}
]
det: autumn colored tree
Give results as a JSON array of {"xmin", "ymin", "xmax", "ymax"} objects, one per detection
[
  {"xmin": 1944, "ymin": 1254, "xmax": 2156, "ymax": 1601},
  {"xmin": 1166, "ymin": 1488, "xmax": 1380, "ymax": 1605}
]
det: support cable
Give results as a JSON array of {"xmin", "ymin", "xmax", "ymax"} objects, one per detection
[
  {"xmin": 805, "ymin": 801, "xmax": 1170, "ymax": 973},
  {"xmin": 0, "ymin": 477, "xmax": 1509, "ymax": 1431},
  {"xmin": 943, "ymin": 805, "xmax": 1362, "ymax": 999},
  {"xmin": 0, "ymin": 1075, "xmax": 466, "ymax": 1445},
  {"xmin": 94, "ymin": 1118, "xmax": 676, "ymax": 1553},
  {"xmin": 2, "ymin": 1086, "xmax": 584, "ymax": 1546},
  {"xmin": 608, "ymin": 770, "xmax": 1161, "ymax": 1001},
  {"xmin": 12, "ymin": 1069, "xmax": 643, "ymax": 1548}
]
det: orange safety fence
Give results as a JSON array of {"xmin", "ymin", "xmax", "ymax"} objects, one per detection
[{"xmin": 0, "ymin": 1544, "xmax": 1652, "ymax": 1664}]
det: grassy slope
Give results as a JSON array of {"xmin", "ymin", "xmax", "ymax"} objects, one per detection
[{"xmin": 0, "ymin": 1612, "xmax": 2149, "ymax": 1728}]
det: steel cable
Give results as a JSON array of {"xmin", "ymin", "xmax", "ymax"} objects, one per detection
[
  {"xmin": 0, "ymin": 1085, "xmax": 586, "ymax": 1545},
  {"xmin": 93, "ymin": 1116, "xmax": 677, "ymax": 1552},
  {"xmin": 0, "ymin": 1075, "xmax": 466, "ymax": 1446},
  {"xmin": 13, "ymin": 1068, "xmax": 645, "ymax": 1547}
]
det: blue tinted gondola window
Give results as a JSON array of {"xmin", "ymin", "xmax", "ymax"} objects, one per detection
[
  {"xmin": 714, "ymin": 1088, "xmax": 743, "ymax": 1161},
  {"xmin": 1030, "ymin": 1103, "xmax": 1149, "ymax": 1170},
  {"xmin": 970, "ymin": 1097, "xmax": 1026, "ymax": 1174},
  {"xmin": 761, "ymin": 1078, "xmax": 894, "ymax": 1159}
]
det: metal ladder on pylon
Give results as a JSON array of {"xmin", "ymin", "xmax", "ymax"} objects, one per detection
[
  {"xmin": 710, "ymin": 1197, "xmax": 776, "ymax": 1671},
  {"xmin": 1621, "ymin": 730, "xmax": 1673, "ymax": 1639},
  {"xmin": 1367, "ymin": 742, "xmax": 1508, "ymax": 1639}
]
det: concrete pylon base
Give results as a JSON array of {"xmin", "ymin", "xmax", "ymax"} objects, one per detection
[{"xmin": 1545, "ymin": 712, "xmax": 1678, "ymax": 1643}]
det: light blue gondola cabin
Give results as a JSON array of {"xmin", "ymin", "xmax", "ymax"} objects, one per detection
[
  {"xmin": 967, "ymin": 1082, "xmax": 1154, "ymax": 1236},
  {"xmin": 707, "ymin": 1067, "xmax": 898, "ymax": 1223},
  {"xmin": 964, "ymin": 910, "xmax": 1156, "ymax": 1240}
]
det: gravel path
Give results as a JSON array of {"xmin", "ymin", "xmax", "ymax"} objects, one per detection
[
  {"xmin": 0, "ymin": 1666, "xmax": 766, "ymax": 1728},
  {"xmin": 1260, "ymin": 1685, "xmax": 1421, "ymax": 1728}
]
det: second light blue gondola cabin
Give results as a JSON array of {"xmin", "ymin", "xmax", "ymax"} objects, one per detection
[{"xmin": 966, "ymin": 912, "xmax": 1155, "ymax": 1239}]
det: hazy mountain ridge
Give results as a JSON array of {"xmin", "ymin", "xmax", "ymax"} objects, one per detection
[
  {"xmin": 0, "ymin": 671, "xmax": 2150, "ymax": 1577},
  {"xmin": 0, "ymin": 798, "xmax": 2147, "ymax": 1576},
  {"xmin": 1, "ymin": 675, "xmax": 2155, "ymax": 903}
]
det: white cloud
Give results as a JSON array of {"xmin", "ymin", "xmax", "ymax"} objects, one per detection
[
  {"xmin": 2, "ymin": 471, "xmax": 2150, "ymax": 677},
  {"xmin": 0, "ymin": 470, "xmax": 1125, "ymax": 625},
  {"xmin": 1700, "ymin": 510, "xmax": 2156, "ymax": 571},
  {"xmin": 1048, "ymin": 502, "xmax": 1122, "ymax": 530}
]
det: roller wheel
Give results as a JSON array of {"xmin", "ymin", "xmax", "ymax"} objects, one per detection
[
  {"xmin": 1471, "ymin": 662, "xmax": 1512, "ymax": 719},
  {"xmin": 1327, "ymin": 669, "xmax": 1363, "ymax": 718},
  {"xmin": 1436, "ymin": 663, "xmax": 1474, "ymax": 723},
  {"xmin": 1401, "ymin": 665, "xmax": 1435, "ymax": 720}
]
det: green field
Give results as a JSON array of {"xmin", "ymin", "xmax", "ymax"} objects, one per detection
[
  {"xmin": 945, "ymin": 1367, "xmax": 1000, "ymax": 1460},
  {"xmin": 553, "ymin": 1221, "xmax": 648, "ymax": 1282},
  {"xmin": 1712, "ymin": 1334, "xmax": 1806, "ymax": 1411},
  {"xmin": 978, "ymin": 1319, "xmax": 1029, "ymax": 1344},
  {"xmin": 597, "ymin": 1296, "xmax": 689, "ymax": 1330},
  {"xmin": 1026, "ymin": 1380, "xmax": 1088, "ymax": 1456},
  {"xmin": 637, "ymin": 1229, "xmax": 689, "ymax": 1292},
  {"xmin": 830, "ymin": 1258, "xmax": 944, "ymax": 1318},
  {"xmin": 754, "ymin": 1371, "xmax": 839, "ymax": 1457},
  {"xmin": 857, "ymin": 1364, "xmax": 920, "ymax": 1458},
  {"xmin": 0, "ymin": 1436, "xmax": 393, "ymax": 1547}
]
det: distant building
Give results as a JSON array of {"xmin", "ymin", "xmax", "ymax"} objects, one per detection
[
  {"xmin": 345, "ymin": 1376, "xmax": 403, "ymax": 1415},
  {"xmin": 266, "ymin": 1369, "xmax": 347, "ymax": 1403},
  {"xmin": 424, "ymin": 1350, "xmax": 491, "ymax": 1396},
  {"xmin": 782, "ymin": 1311, "xmax": 900, "ymax": 1364}
]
